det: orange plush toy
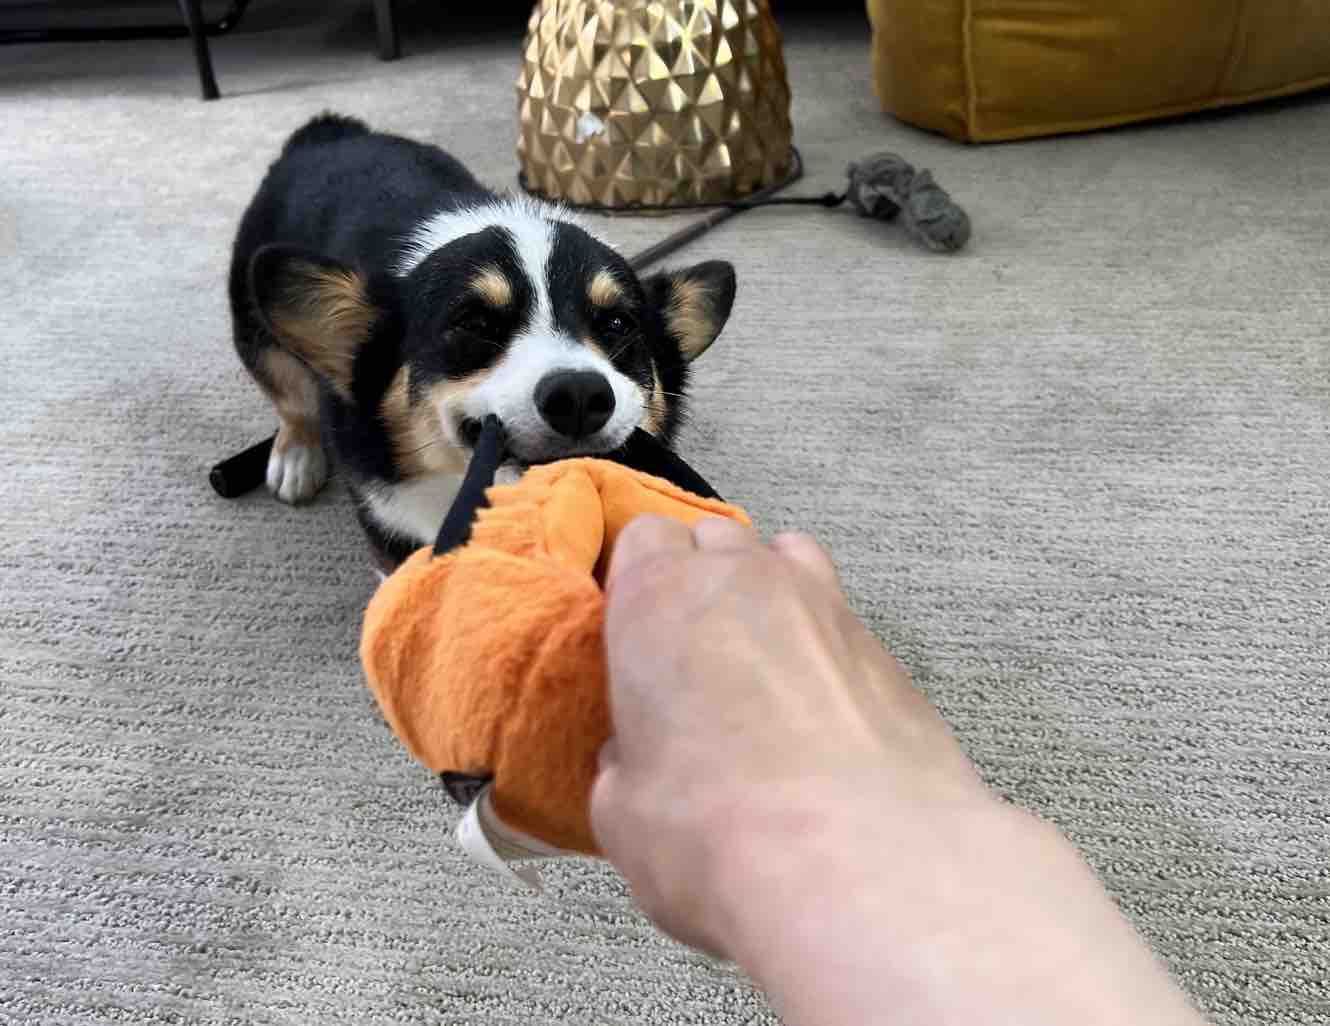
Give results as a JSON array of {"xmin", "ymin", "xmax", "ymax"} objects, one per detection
[{"xmin": 360, "ymin": 417, "xmax": 750, "ymax": 885}]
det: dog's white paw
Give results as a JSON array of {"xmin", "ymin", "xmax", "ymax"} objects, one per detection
[{"xmin": 267, "ymin": 442, "xmax": 328, "ymax": 505}]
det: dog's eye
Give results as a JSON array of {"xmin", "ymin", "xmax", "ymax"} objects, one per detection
[
  {"xmin": 598, "ymin": 312, "xmax": 637, "ymax": 339},
  {"xmin": 455, "ymin": 311, "xmax": 497, "ymax": 338}
]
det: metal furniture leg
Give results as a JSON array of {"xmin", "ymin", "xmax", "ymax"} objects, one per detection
[
  {"xmin": 177, "ymin": 0, "xmax": 220, "ymax": 99},
  {"xmin": 0, "ymin": 1, "xmax": 251, "ymax": 100},
  {"xmin": 374, "ymin": 0, "xmax": 401, "ymax": 61}
]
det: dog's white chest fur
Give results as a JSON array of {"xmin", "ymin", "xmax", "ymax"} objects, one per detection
[
  {"xmin": 364, "ymin": 465, "xmax": 524, "ymax": 550},
  {"xmin": 364, "ymin": 472, "xmax": 465, "ymax": 548}
]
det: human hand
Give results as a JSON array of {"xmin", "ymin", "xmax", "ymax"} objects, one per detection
[
  {"xmin": 591, "ymin": 516, "xmax": 1206, "ymax": 1026},
  {"xmin": 590, "ymin": 515, "xmax": 988, "ymax": 954}
]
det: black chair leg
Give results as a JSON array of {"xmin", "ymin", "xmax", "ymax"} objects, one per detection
[
  {"xmin": 374, "ymin": 0, "xmax": 401, "ymax": 61},
  {"xmin": 177, "ymin": 0, "xmax": 220, "ymax": 99}
]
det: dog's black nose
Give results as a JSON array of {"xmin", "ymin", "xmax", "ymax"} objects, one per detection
[{"xmin": 535, "ymin": 370, "xmax": 615, "ymax": 439}]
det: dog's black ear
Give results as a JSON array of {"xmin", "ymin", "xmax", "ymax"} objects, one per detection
[
  {"xmin": 248, "ymin": 244, "xmax": 390, "ymax": 400},
  {"xmin": 643, "ymin": 260, "xmax": 736, "ymax": 362}
]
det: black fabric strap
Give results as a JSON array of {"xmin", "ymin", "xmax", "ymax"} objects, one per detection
[
  {"xmin": 607, "ymin": 429, "xmax": 722, "ymax": 501},
  {"xmin": 433, "ymin": 416, "xmax": 506, "ymax": 556}
]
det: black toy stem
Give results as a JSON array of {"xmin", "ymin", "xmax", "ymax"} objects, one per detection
[
  {"xmin": 614, "ymin": 429, "xmax": 721, "ymax": 500},
  {"xmin": 209, "ymin": 435, "xmax": 274, "ymax": 498},
  {"xmin": 433, "ymin": 415, "xmax": 506, "ymax": 556}
]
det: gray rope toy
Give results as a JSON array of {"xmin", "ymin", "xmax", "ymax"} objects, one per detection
[{"xmin": 846, "ymin": 152, "xmax": 971, "ymax": 253}]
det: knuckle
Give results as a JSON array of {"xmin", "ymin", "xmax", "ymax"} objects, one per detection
[{"xmin": 606, "ymin": 556, "xmax": 685, "ymax": 625}]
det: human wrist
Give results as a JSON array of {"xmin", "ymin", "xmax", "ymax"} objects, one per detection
[
  {"xmin": 702, "ymin": 775, "xmax": 1010, "ymax": 970},
  {"xmin": 710, "ymin": 791, "xmax": 1205, "ymax": 1026}
]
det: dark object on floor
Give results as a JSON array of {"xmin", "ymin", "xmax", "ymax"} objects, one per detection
[
  {"xmin": 0, "ymin": 0, "xmax": 401, "ymax": 100},
  {"xmin": 209, "ymin": 434, "xmax": 274, "ymax": 498}
]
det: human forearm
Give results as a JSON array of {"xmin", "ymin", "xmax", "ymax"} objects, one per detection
[{"xmin": 716, "ymin": 794, "xmax": 1207, "ymax": 1026}]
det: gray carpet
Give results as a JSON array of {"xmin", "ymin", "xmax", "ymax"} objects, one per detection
[{"xmin": 2, "ymin": 4, "xmax": 1328, "ymax": 1024}]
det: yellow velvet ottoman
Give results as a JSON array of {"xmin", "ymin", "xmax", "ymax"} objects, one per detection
[{"xmin": 867, "ymin": 0, "xmax": 1330, "ymax": 142}]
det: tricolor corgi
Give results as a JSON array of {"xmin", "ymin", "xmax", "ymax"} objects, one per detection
[{"xmin": 228, "ymin": 113, "xmax": 736, "ymax": 570}]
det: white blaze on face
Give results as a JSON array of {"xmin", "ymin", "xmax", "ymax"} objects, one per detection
[{"xmin": 399, "ymin": 198, "xmax": 644, "ymax": 460}]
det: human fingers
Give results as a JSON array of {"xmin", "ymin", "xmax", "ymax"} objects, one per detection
[
  {"xmin": 605, "ymin": 514, "xmax": 696, "ymax": 597},
  {"xmin": 692, "ymin": 515, "xmax": 761, "ymax": 552},
  {"xmin": 769, "ymin": 531, "xmax": 843, "ymax": 593}
]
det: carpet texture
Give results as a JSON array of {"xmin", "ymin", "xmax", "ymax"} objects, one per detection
[{"xmin": 2, "ymin": 4, "xmax": 1328, "ymax": 1024}]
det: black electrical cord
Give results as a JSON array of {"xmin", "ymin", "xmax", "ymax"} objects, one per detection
[{"xmin": 521, "ymin": 147, "xmax": 851, "ymax": 270}]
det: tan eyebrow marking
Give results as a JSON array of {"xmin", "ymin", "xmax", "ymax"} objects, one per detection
[
  {"xmin": 469, "ymin": 267, "xmax": 512, "ymax": 307},
  {"xmin": 588, "ymin": 268, "xmax": 624, "ymax": 308}
]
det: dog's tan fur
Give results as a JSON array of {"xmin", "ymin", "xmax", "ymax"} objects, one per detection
[
  {"xmin": 470, "ymin": 267, "xmax": 513, "ymax": 308},
  {"xmin": 580, "ymin": 334, "xmax": 610, "ymax": 361},
  {"xmin": 379, "ymin": 368, "xmax": 475, "ymax": 478},
  {"xmin": 643, "ymin": 367, "xmax": 667, "ymax": 436},
  {"xmin": 665, "ymin": 276, "xmax": 719, "ymax": 361},
  {"xmin": 258, "ymin": 348, "xmax": 322, "ymax": 454},
  {"xmin": 588, "ymin": 268, "xmax": 624, "ymax": 308},
  {"xmin": 269, "ymin": 264, "xmax": 379, "ymax": 400}
]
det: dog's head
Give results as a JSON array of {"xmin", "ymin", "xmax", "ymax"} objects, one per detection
[{"xmin": 249, "ymin": 198, "xmax": 735, "ymax": 477}]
